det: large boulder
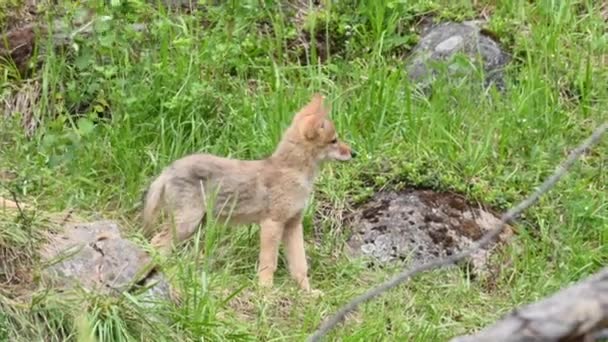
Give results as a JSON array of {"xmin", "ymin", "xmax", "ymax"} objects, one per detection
[
  {"xmin": 40, "ymin": 221, "xmax": 172, "ymax": 302},
  {"xmin": 406, "ymin": 21, "xmax": 510, "ymax": 91}
]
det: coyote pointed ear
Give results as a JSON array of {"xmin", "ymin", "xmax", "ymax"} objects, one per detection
[
  {"xmin": 299, "ymin": 115, "xmax": 323, "ymax": 140},
  {"xmin": 312, "ymin": 93, "xmax": 332, "ymax": 118},
  {"xmin": 313, "ymin": 93, "xmax": 332, "ymax": 117},
  {"xmin": 294, "ymin": 93, "xmax": 325, "ymax": 121},
  {"xmin": 319, "ymin": 99, "xmax": 331, "ymax": 118},
  {"xmin": 310, "ymin": 93, "xmax": 323, "ymax": 107}
]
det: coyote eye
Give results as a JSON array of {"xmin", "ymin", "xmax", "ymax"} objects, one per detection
[{"xmin": 330, "ymin": 138, "xmax": 338, "ymax": 144}]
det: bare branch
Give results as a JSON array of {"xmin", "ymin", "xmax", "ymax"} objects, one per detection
[
  {"xmin": 307, "ymin": 122, "xmax": 608, "ymax": 342},
  {"xmin": 450, "ymin": 267, "xmax": 608, "ymax": 342}
]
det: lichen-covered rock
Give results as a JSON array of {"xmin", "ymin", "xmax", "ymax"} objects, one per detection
[
  {"xmin": 406, "ymin": 21, "xmax": 510, "ymax": 91},
  {"xmin": 40, "ymin": 221, "xmax": 172, "ymax": 302},
  {"xmin": 346, "ymin": 190, "xmax": 513, "ymax": 273}
]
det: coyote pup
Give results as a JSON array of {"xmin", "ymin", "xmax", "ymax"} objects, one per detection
[{"xmin": 143, "ymin": 93, "xmax": 354, "ymax": 292}]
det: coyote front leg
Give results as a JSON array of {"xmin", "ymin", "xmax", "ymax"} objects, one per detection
[
  {"xmin": 283, "ymin": 215, "xmax": 311, "ymax": 291},
  {"xmin": 258, "ymin": 219, "xmax": 284, "ymax": 288}
]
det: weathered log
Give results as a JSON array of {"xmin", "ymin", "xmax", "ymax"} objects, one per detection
[{"xmin": 450, "ymin": 267, "xmax": 608, "ymax": 342}]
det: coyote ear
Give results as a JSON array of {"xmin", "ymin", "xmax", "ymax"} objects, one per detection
[
  {"xmin": 319, "ymin": 100, "xmax": 331, "ymax": 118},
  {"xmin": 312, "ymin": 93, "xmax": 331, "ymax": 118},
  {"xmin": 310, "ymin": 93, "xmax": 324, "ymax": 106},
  {"xmin": 299, "ymin": 115, "xmax": 323, "ymax": 140},
  {"xmin": 313, "ymin": 93, "xmax": 332, "ymax": 117},
  {"xmin": 294, "ymin": 93, "xmax": 325, "ymax": 121}
]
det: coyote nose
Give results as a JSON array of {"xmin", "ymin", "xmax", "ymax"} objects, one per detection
[{"xmin": 351, "ymin": 150, "xmax": 358, "ymax": 158}]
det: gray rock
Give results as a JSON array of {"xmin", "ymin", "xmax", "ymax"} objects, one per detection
[
  {"xmin": 346, "ymin": 190, "xmax": 513, "ymax": 273},
  {"xmin": 406, "ymin": 21, "xmax": 510, "ymax": 91},
  {"xmin": 40, "ymin": 221, "xmax": 172, "ymax": 302},
  {"xmin": 138, "ymin": 271, "xmax": 172, "ymax": 303}
]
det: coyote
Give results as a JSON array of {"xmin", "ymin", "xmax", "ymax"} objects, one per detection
[{"xmin": 142, "ymin": 93, "xmax": 355, "ymax": 292}]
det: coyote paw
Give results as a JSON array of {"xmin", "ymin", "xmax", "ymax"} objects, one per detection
[
  {"xmin": 258, "ymin": 273, "xmax": 274, "ymax": 289},
  {"xmin": 307, "ymin": 288, "xmax": 324, "ymax": 298},
  {"xmin": 299, "ymin": 280, "xmax": 323, "ymax": 297}
]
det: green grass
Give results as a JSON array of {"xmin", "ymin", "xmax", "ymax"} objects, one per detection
[{"xmin": 1, "ymin": 0, "xmax": 607, "ymax": 341}]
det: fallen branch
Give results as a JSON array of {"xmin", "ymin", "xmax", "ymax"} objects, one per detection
[
  {"xmin": 307, "ymin": 121, "xmax": 608, "ymax": 342},
  {"xmin": 449, "ymin": 267, "xmax": 608, "ymax": 341}
]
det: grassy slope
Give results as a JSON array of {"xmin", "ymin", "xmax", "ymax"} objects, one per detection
[{"xmin": 1, "ymin": 0, "xmax": 607, "ymax": 341}]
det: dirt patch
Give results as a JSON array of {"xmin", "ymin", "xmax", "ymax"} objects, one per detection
[
  {"xmin": 0, "ymin": 0, "xmax": 51, "ymax": 74},
  {"xmin": 346, "ymin": 189, "xmax": 514, "ymax": 273}
]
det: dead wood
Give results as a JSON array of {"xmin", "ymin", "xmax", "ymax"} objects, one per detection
[{"xmin": 451, "ymin": 267, "xmax": 608, "ymax": 342}]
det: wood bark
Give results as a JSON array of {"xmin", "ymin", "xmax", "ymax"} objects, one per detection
[{"xmin": 450, "ymin": 267, "xmax": 608, "ymax": 342}]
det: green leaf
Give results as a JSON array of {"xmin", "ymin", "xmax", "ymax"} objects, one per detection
[
  {"xmin": 41, "ymin": 134, "xmax": 58, "ymax": 148},
  {"xmin": 77, "ymin": 118, "xmax": 95, "ymax": 136},
  {"xmin": 74, "ymin": 53, "xmax": 92, "ymax": 70}
]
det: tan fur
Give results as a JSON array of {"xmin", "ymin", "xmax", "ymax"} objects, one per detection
[{"xmin": 142, "ymin": 93, "xmax": 354, "ymax": 292}]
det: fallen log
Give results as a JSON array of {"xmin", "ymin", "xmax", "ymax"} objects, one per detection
[{"xmin": 450, "ymin": 267, "xmax": 608, "ymax": 342}]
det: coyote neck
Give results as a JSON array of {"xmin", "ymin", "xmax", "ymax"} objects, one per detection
[{"xmin": 269, "ymin": 138, "xmax": 319, "ymax": 178}]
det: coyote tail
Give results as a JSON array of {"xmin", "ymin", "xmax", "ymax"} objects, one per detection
[{"xmin": 142, "ymin": 171, "xmax": 168, "ymax": 233}]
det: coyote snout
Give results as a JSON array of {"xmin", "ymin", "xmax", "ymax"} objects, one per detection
[
  {"xmin": 325, "ymin": 140, "xmax": 356, "ymax": 161},
  {"xmin": 143, "ymin": 93, "xmax": 353, "ymax": 293}
]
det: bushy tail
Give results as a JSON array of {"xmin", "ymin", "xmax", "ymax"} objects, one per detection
[{"xmin": 142, "ymin": 172, "xmax": 168, "ymax": 235}]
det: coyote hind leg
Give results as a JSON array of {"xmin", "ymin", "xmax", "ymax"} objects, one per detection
[{"xmin": 151, "ymin": 204, "xmax": 205, "ymax": 255}]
